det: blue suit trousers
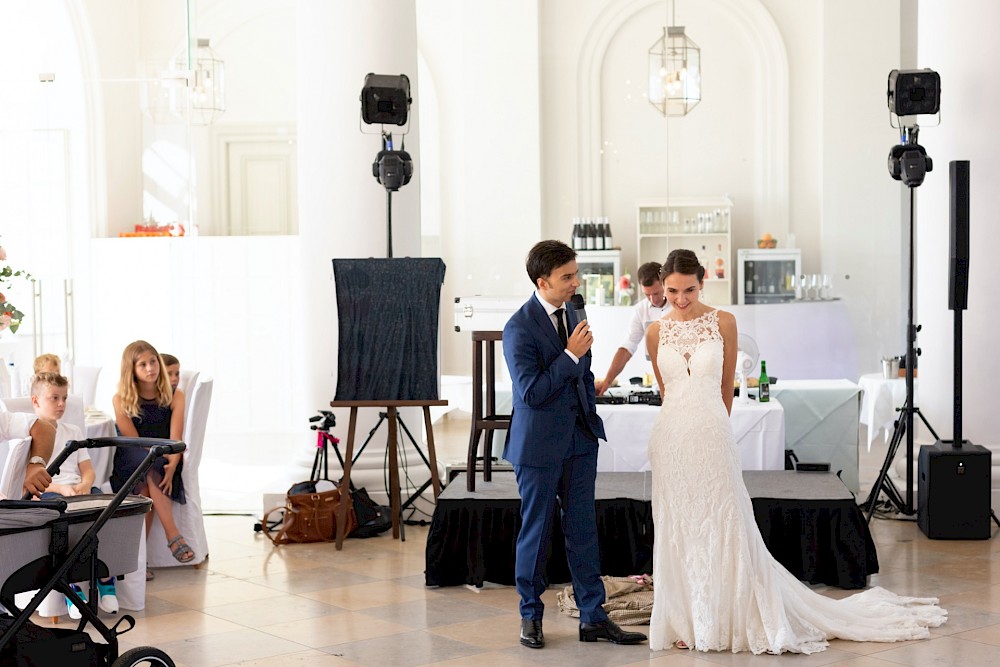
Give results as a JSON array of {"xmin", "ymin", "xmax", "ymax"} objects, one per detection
[{"xmin": 513, "ymin": 426, "xmax": 607, "ymax": 624}]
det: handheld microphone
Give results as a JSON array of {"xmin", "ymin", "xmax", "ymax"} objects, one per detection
[{"xmin": 570, "ymin": 294, "xmax": 588, "ymax": 325}]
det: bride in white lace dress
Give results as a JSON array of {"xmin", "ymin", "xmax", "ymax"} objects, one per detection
[{"xmin": 644, "ymin": 249, "xmax": 946, "ymax": 654}]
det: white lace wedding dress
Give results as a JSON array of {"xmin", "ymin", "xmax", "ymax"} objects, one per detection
[{"xmin": 647, "ymin": 310, "xmax": 946, "ymax": 654}]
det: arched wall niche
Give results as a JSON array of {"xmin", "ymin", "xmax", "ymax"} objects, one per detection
[{"xmin": 576, "ymin": 0, "xmax": 789, "ymax": 249}]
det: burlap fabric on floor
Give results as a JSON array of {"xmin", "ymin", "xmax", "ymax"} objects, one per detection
[{"xmin": 556, "ymin": 574, "xmax": 654, "ymax": 625}]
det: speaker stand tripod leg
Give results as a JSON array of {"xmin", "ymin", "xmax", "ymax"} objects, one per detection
[{"xmin": 864, "ymin": 401, "xmax": 908, "ymax": 522}]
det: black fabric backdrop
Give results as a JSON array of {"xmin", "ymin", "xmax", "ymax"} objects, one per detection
[
  {"xmin": 333, "ymin": 258, "xmax": 446, "ymax": 401},
  {"xmin": 425, "ymin": 494, "xmax": 877, "ymax": 589}
]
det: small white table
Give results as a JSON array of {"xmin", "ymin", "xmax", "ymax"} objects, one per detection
[
  {"xmin": 770, "ymin": 379, "xmax": 862, "ymax": 493},
  {"xmin": 858, "ymin": 373, "xmax": 912, "ymax": 450},
  {"xmin": 595, "ymin": 399, "xmax": 786, "ymax": 472}
]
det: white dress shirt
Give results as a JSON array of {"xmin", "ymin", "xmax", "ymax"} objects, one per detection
[
  {"xmin": 619, "ymin": 297, "xmax": 671, "ymax": 355},
  {"xmin": 534, "ymin": 291, "xmax": 580, "ymax": 363}
]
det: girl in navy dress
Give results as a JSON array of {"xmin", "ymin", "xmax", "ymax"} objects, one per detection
[{"xmin": 110, "ymin": 340, "xmax": 193, "ymax": 563}]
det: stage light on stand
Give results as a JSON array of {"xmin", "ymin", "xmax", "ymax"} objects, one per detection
[{"xmin": 360, "ymin": 73, "xmax": 414, "ymax": 258}]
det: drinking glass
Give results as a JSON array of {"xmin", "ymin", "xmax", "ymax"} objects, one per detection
[
  {"xmin": 790, "ymin": 274, "xmax": 802, "ymax": 300},
  {"xmin": 808, "ymin": 274, "xmax": 821, "ymax": 300},
  {"xmin": 820, "ymin": 274, "xmax": 833, "ymax": 299}
]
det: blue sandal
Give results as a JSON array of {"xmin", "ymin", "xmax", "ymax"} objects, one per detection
[{"xmin": 167, "ymin": 535, "xmax": 195, "ymax": 563}]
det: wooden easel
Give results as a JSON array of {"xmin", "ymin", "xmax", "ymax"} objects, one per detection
[{"xmin": 329, "ymin": 399, "xmax": 447, "ymax": 549}]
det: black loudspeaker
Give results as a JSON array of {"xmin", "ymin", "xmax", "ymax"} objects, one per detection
[
  {"xmin": 949, "ymin": 160, "xmax": 970, "ymax": 311},
  {"xmin": 918, "ymin": 441, "xmax": 991, "ymax": 539}
]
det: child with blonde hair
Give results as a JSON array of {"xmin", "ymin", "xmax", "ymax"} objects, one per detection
[
  {"xmin": 33, "ymin": 353, "xmax": 62, "ymax": 375},
  {"xmin": 110, "ymin": 340, "xmax": 193, "ymax": 567},
  {"xmin": 32, "ymin": 372, "xmax": 118, "ymax": 617}
]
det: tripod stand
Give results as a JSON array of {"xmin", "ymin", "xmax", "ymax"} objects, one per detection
[
  {"xmin": 308, "ymin": 410, "xmax": 353, "ymax": 488},
  {"xmin": 863, "ymin": 186, "xmax": 939, "ymax": 522}
]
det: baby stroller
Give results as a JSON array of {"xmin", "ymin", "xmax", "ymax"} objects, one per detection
[{"xmin": 0, "ymin": 436, "xmax": 184, "ymax": 666}]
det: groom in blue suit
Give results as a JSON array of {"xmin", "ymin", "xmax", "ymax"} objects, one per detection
[{"xmin": 503, "ymin": 240, "xmax": 646, "ymax": 649}]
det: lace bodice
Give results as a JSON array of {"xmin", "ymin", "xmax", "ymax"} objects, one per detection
[{"xmin": 656, "ymin": 310, "xmax": 724, "ymax": 404}]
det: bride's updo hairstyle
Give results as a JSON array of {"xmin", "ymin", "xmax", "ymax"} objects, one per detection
[{"xmin": 660, "ymin": 248, "xmax": 705, "ymax": 282}]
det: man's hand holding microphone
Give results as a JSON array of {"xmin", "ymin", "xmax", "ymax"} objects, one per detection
[{"xmin": 567, "ymin": 294, "xmax": 593, "ymax": 359}]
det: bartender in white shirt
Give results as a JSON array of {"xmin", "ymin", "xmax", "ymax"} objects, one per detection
[
  {"xmin": 595, "ymin": 262, "xmax": 671, "ymax": 395},
  {"xmin": 594, "ymin": 262, "xmax": 670, "ymax": 396},
  {"xmin": 0, "ymin": 409, "xmax": 56, "ymax": 498}
]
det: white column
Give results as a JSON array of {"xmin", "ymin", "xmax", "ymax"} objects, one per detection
[
  {"xmin": 296, "ymin": 1, "xmax": 423, "ymax": 502},
  {"xmin": 916, "ymin": 0, "xmax": 1000, "ymax": 446}
]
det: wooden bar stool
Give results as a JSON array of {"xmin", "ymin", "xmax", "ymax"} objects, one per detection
[{"xmin": 467, "ymin": 331, "xmax": 511, "ymax": 491}]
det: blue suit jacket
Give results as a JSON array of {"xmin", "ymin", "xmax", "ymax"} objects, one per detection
[{"xmin": 502, "ymin": 294, "xmax": 606, "ymax": 467}]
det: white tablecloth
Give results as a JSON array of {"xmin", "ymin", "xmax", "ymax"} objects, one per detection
[
  {"xmin": 85, "ymin": 408, "xmax": 116, "ymax": 485},
  {"xmin": 859, "ymin": 373, "xmax": 911, "ymax": 450},
  {"xmin": 769, "ymin": 379, "xmax": 861, "ymax": 493},
  {"xmin": 595, "ymin": 399, "xmax": 786, "ymax": 472},
  {"xmin": 486, "ymin": 387, "xmax": 784, "ymax": 472}
]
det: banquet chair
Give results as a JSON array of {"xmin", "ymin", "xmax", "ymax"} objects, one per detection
[
  {"xmin": 177, "ymin": 369, "xmax": 200, "ymax": 418},
  {"xmin": 0, "ymin": 436, "xmax": 31, "ymax": 501},
  {"xmin": 70, "ymin": 364, "xmax": 102, "ymax": 408},
  {"xmin": 145, "ymin": 377, "xmax": 212, "ymax": 568}
]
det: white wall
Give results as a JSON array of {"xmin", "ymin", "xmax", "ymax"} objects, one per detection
[
  {"xmin": 418, "ymin": 0, "xmax": 543, "ymax": 376},
  {"xmin": 534, "ymin": 0, "xmax": 901, "ymax": 380},
  {"xmin": 916, "ymin": 0, "xmax": 1000, "ymax": 446},
  {"xmin": 820, "ymin": 0, "xmax": 903, "ymax": 375}
]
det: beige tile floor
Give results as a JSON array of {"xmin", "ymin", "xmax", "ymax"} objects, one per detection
[{"xmin": 64, "ymin": 414, "xmax": 1000, "ymax": 666}]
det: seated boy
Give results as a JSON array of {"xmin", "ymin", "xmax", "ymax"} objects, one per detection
[
  {"xmin": 161, "ymin": 354, "xmax": 181, "ymax": 393},
  {"xmin": 32, "ymin": 372, "xmax": 118, "ymax": 617}
]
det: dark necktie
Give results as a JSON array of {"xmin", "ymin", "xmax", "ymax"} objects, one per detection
[{"xmin": 555, "ymin": 308, "xmax": 568, "ymax": 348}]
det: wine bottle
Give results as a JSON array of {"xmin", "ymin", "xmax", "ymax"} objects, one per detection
[
  {"xmin": 714, "ymin": 243, "xmax": 726, "ymax": 279},
  {"xmin": 603, "ymin": 218, "xmax": 613, "ymax": 249},
  {"xmin": 586, "ymin": 219, "xmax": 595, "ymax": 250},
  {"xmin": 758, "ymin": 360, "xmax": 770, "ymax": 403},
  {"xmin": 594, "ymin": 220, "xmax": 605, "ymax": 250}
]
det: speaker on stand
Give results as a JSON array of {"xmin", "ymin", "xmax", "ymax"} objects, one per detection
[{"xmin": 917, "ymin": 160, "xmax": 999, "ymax": 539}]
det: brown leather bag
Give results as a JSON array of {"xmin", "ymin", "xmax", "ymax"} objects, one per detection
[{"xmin": 263, "ymin": 481, "xmax": 357, "ymax": 545}]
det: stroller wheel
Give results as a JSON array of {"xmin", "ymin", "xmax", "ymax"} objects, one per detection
[{"xmin": 111, "ymin": 646, "xmax": 175, "ymax": 667}]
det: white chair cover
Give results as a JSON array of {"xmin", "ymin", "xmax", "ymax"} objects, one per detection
[
  {"xmin": 70, "ymin": 365, "xmax": 102, "ymax": 409},
  {"xmin": 145, "ymin": 377, "xmax": 211, "ymax": 567},
  {"xmin": 0, "ymin": 437, "xmax": 31, "ymax": 501},
  {"xmin": 177, "ymin": 369, "xmax": 200, "ymax": 419}
]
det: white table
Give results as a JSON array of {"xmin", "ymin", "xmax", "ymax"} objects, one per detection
[
  {"xmin": 85, "ymin": 408, "xmax": 117, "ymax": 485},
  {"xmin": 769, "ymin": 380, "xmax": 862, "ymax": 493},
  {"xmin": 595, "ymin": 399, "xmax": 786, "ymax": 472},
  {"xmin": 859, "ymin": 373, "xmax": 911, "ymax": 450}
]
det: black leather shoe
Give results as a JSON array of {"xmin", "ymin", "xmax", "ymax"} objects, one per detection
[
  {"xmin": 579, "ymin": 619, "xmax": 647, "ymax": 644},
  {"xmin": 520, "ymin": 618, "xmax": 544, "ymax": 648}
]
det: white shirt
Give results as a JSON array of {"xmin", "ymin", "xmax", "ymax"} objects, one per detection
[
  {"xmin": 50, "ymin": 422, "xmax": 90, "ymax": 487},
  {"xmin": 620, "ymin": 297, "xmax": 671, "ymax": 355},
  {"xmin": 533, "ymin": 291, "xmax": 580, "ymax": 364}
]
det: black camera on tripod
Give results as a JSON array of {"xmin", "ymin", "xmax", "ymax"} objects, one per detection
[{"xmin": 309, "ymin": 409, "xmax": 336, "ymax": 432}]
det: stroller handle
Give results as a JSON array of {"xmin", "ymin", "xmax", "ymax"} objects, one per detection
[
  {"xmin": 85, "ymin": 436, "xmax": 187, "ymax": 456},
  {"xmin": 47, "ymin": 437, "xmax": 187, "ymax": 483}
]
